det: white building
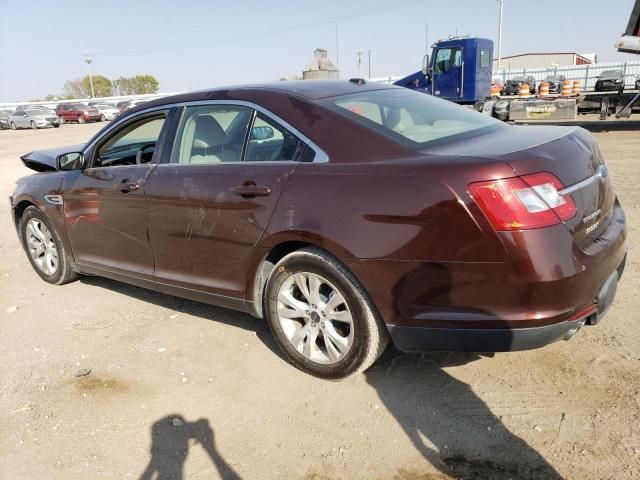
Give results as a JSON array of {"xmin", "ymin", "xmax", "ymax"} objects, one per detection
[{"xmin": 494, "ymin": 52, "xmax": 593, "ymax": 70}]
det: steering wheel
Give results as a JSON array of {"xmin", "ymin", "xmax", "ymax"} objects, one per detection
[{"xmin": 135, "ymin": 143, "xmax": 156, "ymax": 165}]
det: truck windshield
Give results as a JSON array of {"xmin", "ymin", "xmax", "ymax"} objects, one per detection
[{"xmin": 323, "ymin": 88, "xmax": 505, "ymax": 148}]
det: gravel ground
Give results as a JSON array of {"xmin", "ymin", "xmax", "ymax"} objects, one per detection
[{"xmin": 0, "ymin": 122, "xmax": 639, "ymax": 480}]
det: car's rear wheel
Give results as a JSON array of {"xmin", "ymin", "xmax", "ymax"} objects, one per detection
[
  {"xmin": 59, "ymin": 116, "xmax": 65, "ymax": 124},
  {"xmin": 264, "ymin": 247, "xmax": 388, "ymax": 379},
  {"xmin": 10, "ymin": 122, "xmax": 16, "ymax": 130},
  {"xmin": 19, "ymin": 207, "xmax": 78, "ymax": 285},
  {"xmin": 30, "ymin": 121, "xmax": 37, "ymax": 130},
  {"xmin": 78, "ymin": 116, "xmax": 85, "ymax": 124},
  {"xmin": 100, "ymin": 114, "xmax": 105, "ymax": 121}
]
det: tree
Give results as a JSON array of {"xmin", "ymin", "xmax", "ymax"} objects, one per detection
[
  {"xmin": 112, "ymin": 75, "xmax": 159, "ymax": 95},
  {"xmin": 63, "ymin": 75, "xmax": 112, "ymax": 98}
]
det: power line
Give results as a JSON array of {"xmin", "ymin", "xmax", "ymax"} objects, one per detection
[{"xmin": 94, "ymin": 0, "xmax": 425, "ymax": 57}]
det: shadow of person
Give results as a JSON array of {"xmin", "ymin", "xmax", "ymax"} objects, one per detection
[{"xmin": 139, "ymin": 415, "xmax": 241, "ymax": 480}]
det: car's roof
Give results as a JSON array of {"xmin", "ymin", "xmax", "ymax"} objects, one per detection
[{"xmin": 123, "ymin": 80, "xmax": 395, "ymax": 118}]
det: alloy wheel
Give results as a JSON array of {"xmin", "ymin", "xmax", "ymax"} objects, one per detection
[
  {"xmin": 25, "ymin": 218, "xmax": 59, "ymax": 276},
  {"xmin": 276, "ymin": 272, "xmax": 354, "ymax": 364}
]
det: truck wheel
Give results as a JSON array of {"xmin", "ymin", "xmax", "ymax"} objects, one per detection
[{"xmin": 264, "ymin": 247, "xmax": 389, "ymax": 380}]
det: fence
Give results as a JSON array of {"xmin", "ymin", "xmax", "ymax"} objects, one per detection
[
  {"xmin": 0, "ymin": 92, "xmax": 183, "ymax": 112},
  {"xmin": 370, "ymin": 60, "xmax": 640, "ymax": 92}
]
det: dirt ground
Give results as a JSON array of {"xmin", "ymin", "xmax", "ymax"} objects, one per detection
[{"xmin": 0, "ymin": 122, "xmax": 639, "ymax": 480}]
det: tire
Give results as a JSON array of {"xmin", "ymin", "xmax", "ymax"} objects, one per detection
[
  {"xmin": 10, "ymin": 122, "xmax": 16, "ymax": 130},
  {"xmin": 30, "ymin": 121, "xmax": 37, "ymax": 130},
  {"xmin": 18, "ymin": 207, "xmax": 79, "ymax": 285},
  {"xmin": 264, "ymin": 247, "xmax": 389, "ymax": 379},
  {"xmin": 59, "ymin": 116, "xmax": 65, "ymax": 124},
  {"xmin": 78, "ymin": 116, "xmax": 85, "ymax": 124},
  {"xmin": 54, "ymin": 124, "xmax": 60, "ymax": 128},
  {"xmin": 100, "ymin": 114, "xmax": 105, "ymax": 122}
]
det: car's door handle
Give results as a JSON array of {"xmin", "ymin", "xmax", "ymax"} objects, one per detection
[
  {"xmin": 231, "ymin": 185, "xmax": 272, "ymax": 198},
  {"xmin": 119, "ymin": 182, "xmax": 140, "ymax": 193}
]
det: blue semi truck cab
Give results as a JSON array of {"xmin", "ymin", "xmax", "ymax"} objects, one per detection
[{"xmin": 394, "ymin": 37, "xmax": 494, "ymax": 104}]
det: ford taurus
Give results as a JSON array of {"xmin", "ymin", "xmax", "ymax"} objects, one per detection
[{"xmin": 10, "ymin": 80, "xmax": 627, "ymax": 379}]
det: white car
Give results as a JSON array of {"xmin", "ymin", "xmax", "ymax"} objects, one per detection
[{"xmin": 92, "ymin": 104, "xmax": 120, "ymax": 121}]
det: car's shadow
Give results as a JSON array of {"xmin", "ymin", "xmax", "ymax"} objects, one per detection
[{"xmin": 79, "ymin": 276, "xmax": 283, "ymax": 359}]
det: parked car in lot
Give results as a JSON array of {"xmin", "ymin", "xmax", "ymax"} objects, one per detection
[
  {"xmin": 56, "ymin": 103, "xmax": 102, "ymax": 124},
  {"xmin": 91, "ymin": 103, "xmax": 120, "ymax": 121},
  {"xmin": 502, "ymin": 75, "xmax": 536, "ymax": 95},
  {"xmin": 544, "ymin": 74, "xmax": 567, "ymax": 93},
  {"xmin": 10, "ymin": 81, "xmax": 627, "ymax": 379},
  {"xmin": 0, "ymin": 109, "xmax": 14, "ymax": 129},
  {"xmin": 594, "ymin": 70, "xmax": 625, "ymax": 93},
  {"xmin": 8, "ymin": 109, "xmax": 60, "ymax": 129}
]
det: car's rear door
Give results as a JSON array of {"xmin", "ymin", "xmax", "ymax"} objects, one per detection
[
  {"xmin": 146, "ymin": 102, "xmax": 319, "ymax": 301},
  {"xmin": 62, "ymin": 109, "xmax": 173, "ymax": 276}
]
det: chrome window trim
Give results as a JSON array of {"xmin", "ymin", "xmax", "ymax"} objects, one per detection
[
  {"xmin": 84, "ymin": 100, "xmax": 328, "ymax": 164},
  {"xmin": 559, "ymin": 165, "xmax": 608, "ymax": 195}
]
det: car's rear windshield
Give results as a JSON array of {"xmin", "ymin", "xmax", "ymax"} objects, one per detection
[{"xmin": 322, "ymin": 88, "xmax": 505, "ymax": 148}]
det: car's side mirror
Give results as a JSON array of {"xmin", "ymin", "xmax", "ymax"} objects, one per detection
[
  {"xmin": 251, "ymin": 126, "xmax": 275, "ymax": 141},
  {"xmin": 422, "ymin": 54, "xmax": 430, "ymax": 75},
  {"xmin": 57, "ymin": 152, "xmax": 85, "ymax": 171}
]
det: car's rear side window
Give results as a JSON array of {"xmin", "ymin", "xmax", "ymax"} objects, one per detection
[{"xmin": 324, "ymin": 89, "xmax": 506, "ymax": 148}]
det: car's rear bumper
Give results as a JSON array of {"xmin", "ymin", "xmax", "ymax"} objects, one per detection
[{"xmin": 388, "ymin": 257, "xmax": 624, "ymax": 352}]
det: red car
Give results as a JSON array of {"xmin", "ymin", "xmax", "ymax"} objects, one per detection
[
  {"xmin": 12, "ymin": 80, "xmax": 627, "ymax": 379},
  {"xmin": 55, "ymin": 103, "xmax": 102, "ymax": 124}
]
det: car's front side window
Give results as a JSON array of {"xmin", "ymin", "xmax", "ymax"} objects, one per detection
[
  {"xmin": 94, "ymin": 114, "xmax": 166, "ymax": 167},
  {"xmin": 172, "ymin": 105, "xmax": 252, "ymax": 164}
]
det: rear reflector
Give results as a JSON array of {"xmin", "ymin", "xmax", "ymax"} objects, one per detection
[{"xmin": 469, "ymin": 172, "xmax": 577, "ymax": 231}]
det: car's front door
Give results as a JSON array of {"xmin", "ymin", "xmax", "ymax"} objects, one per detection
[
  {"xmin": 146, "ymin": 103, "xmax": 316, "ymax": 300},
  {"xmin": 16, "ymin": 111, "xmax": 28, "ymax": 127},
  {"xmin": 432, "ymin": 47, "xmax": 463, "ymax": 100},
  {"xmin": 62, "ymin": 110, "xmax": 170, "ymax": 276}
]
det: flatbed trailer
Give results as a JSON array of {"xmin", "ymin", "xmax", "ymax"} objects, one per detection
[{"xmin": 485, "ymin": 89, "xmax": 640, "ymax": 123}]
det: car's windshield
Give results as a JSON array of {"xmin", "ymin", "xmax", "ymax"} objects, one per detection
[
  {"xmin": 545, "ymin": 76, "xmax": 561, "ymax": 82},
  {"xmin": 26, "ymin": 110, "xmax": 45, "ymax": 116},
  {"xmin": 600, "ymin": 70, "xmax": 621, "ymax": 77},
  {"xmin": 94, "ymin": 104, "xmax": 112, "ymax": 109},
  {"xmin": 324, "ymin": 88, "xmax": 505, "ymax": 148}
]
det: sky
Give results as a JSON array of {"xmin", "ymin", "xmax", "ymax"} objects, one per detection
[{"xmin": 0, "ymin": 0, "xmax": 637, "ymax": 102}]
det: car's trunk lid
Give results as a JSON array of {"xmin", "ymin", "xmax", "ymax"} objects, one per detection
[{"xmin": 424, "ymin": 125, "xmax": 615, "ymax": 248}]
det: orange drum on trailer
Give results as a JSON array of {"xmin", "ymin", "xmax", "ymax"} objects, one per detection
[
  {"xmin": 572, "ymin": 80, "xmax": 581, "ymax": 95},
  {"xmin": 491, "ymin": 84, "xmax": 501, "ymax": 96},
  {"xmin": 539, "ymin": 81, "xmax": 550, "ymax": 96},
  {"xmin": 561, "ymin": 80, "xmax": 572, "ymax": 97},
  {"xmin": 518, "ymin": 83, "xmax": 530, "ymax": 97}
]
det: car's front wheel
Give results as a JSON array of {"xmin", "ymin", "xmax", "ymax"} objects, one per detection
[
  {"xmin": 10, "ymin": 122, "xmax": 16, "ymax": 130},
  {"xmin": 19, "ymin": 207, "xmax": 78, "ymax": 285},
  {"xmin": 78, "ymin": 116, "xmax": 85, "ymax": 124},
  {"xmin": 30, "ymin": 121, "xmax": 37, "ymax": 130},
  {"xmin": 264, "ymin": 247, "xmax": 388, "ymax": 379}
]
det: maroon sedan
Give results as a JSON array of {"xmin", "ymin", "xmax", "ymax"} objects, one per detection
[{"xmin": 11, "ymin": 80, "xmax": 626, "ymax": 379}]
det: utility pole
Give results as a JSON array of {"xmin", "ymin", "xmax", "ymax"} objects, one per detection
[
  {"xmin": 335, "ymin": 24, "xmax": 340, "ymax": 78},
  {"xmin": 83, "ymin": 51, "xmax": 95, "ymax": 98},
  {"xmin": 367, "ymin": 49, "xmax": 371, "ymax": 78},
  {"xmin": 497, "ymin": 0, "xmax": 504, "ymax": 71},
  {"xmin": 356, "ymin": 51, "xmax": 363, "ymax": 78}
]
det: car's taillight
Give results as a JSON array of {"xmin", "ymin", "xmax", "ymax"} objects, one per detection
[{"xmin": 468, "ymin": 172, "xmax": 576, "ymax": 231}]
